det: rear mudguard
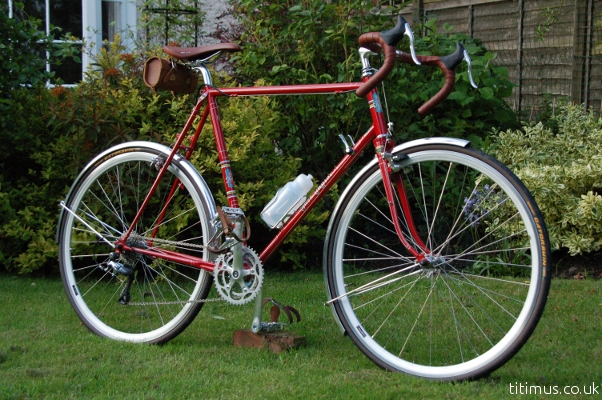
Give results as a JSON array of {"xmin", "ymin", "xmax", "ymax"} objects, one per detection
[{"xmin": 56, "ymin": 141, "xmax": 218, "ymax": 243}]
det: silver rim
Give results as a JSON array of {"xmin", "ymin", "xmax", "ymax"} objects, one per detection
[
  {"xmin": 59, "ymin": 149, "xmax": 212, "ymax": 343},
  {"xmin": 330, "ymin": 149, "xmax": 543, "ymax": 379}
]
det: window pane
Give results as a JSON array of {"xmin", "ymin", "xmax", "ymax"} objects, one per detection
[
  {"xmin": 21, "ymin": 1, "xmax": 83, "ymax": 37},
  {"xmin": 21, "ymin": 0, "xmax": 45, "ymax": 22},
  {"xmin": 102, "ymin": 1, "xmax": 122, "ymax": 42},
  {"xmin": 12, "ymin": 0, "xmax": 83, "ymax": 84},
  {"xmin": 50, "ymin": 0, "xmax": 82, "ymax": 36},
  {"xmin": 52, "ymin": 49, "xmax": 83, "ymax": 84}
]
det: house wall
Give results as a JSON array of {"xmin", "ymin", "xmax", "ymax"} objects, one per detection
[{"xmin": 201, "ymin": 0, "xmax": 231, "ymax": 44}]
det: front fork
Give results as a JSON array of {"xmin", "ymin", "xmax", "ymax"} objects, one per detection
[
  {"xmin": 360, "ymin": 47, "xmax": 431, "ymax": 264},
  {"xmin": 375, "ymin": 131, "xmax": 431, "ymax": 265}
]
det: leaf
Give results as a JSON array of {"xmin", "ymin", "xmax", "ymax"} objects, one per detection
[
  {"xmin": 447, "ymin": 92, "xmax": 465, "ymax": 101},
  {"xmin": 460, "ymin": 96, "xmax": 474, "ymax": 107},
  {"xmin": 479, "ymin": 87, "xmax": 494, "ymax": 100}
]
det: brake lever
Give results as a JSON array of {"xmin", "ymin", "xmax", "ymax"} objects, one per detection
[
  {"xmin": 462, "ymin": 49, "xmax": 478, "ymax": 89},
  {"xmin": 380, "ymin": 15, "xmax": 421, "ymax": 66},
  {"xmin": 402, "ymin": 21, "xmax": 421, "ymax": 65}
]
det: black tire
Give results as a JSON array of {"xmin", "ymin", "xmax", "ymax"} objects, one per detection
[
  {"xmin": 58, "ymin": 143, "xmax": 216, "ymax": 344},
  {"xmin": 325, "ymin": 144, "xmax": 550, "ymax": 380}
]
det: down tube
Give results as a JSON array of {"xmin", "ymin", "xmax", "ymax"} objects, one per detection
[{"xmin": 259, "ymin": 126, "xmax": 375, "ymax": 264}]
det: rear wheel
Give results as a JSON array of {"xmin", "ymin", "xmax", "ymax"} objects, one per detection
[
  {"xmin": 326, "ymin": 144, "xmax": 550, "ymax": 380},
  {"xmin": 58, "ymin": 144, "xmax": 216, "ymax": 344}
]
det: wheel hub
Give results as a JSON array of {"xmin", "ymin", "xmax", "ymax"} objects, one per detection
[{"xmin": 420, "ymin": 255, "xmax": 449, "ymax": 276}]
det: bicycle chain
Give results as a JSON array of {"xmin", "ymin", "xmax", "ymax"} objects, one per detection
[
  {"xmin": 132, "ymin": 232, "xmax": 235, "ymax": 255},
  {"xmin": 122, "ymin": 237, "xmax": 263, "ymax": 307},
  {"xmin": 127, "ymin": 297, "xmax": 225, "ymax": 306},
  {"xmin": 122, "ymin": 234, "xmax": 221, "ymax": 306}
]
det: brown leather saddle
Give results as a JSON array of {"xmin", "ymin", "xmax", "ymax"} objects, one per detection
[{"xmin": 163, "ymin": 43, "xmax": 241, "ymax": 62}]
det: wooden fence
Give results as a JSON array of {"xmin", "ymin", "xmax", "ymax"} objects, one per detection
[{"xmin": 398, "ymin": 0, "xmax": 602, "ymax": 117}]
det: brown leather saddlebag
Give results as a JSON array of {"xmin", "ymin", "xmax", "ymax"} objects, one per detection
[{"xmin": 143, "ymin": 57, "xmax": 198, "ymax": 94}]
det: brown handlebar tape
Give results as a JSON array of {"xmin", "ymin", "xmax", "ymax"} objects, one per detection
[
  {"xmin": 356, "ymin": 34, "xmax": 456, "ymax": 116},
  {"xmin": 356, "ymin": 32, "xmax": 397, "ymax": 98},
  {"xmin": 397, "ymin": 52, "xmax": 456, "ymax": 116}
]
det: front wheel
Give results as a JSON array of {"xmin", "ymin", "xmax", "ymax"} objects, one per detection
[
  {"xmin": 325, "ymin": 143, "xmax": 550, "ymax": 380},
  {"xmin": 58, "ymin": 143, "xmax": 217, "ymax": 344}
]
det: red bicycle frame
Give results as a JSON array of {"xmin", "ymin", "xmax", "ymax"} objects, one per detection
[{"xmin": 116, "ymin": 78, "xmax": 430, "ymax": 270}]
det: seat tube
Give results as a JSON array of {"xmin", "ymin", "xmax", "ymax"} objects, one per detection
[
  {"xmin": 207, "ymin": 91, "xmax": 240, "ymax": 208},
  {"xmin": 196, "ymin": 65, "xmax": 239, "ymax": 207}
]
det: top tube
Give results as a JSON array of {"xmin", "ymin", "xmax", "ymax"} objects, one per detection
[{"xmin": 206, "ymin": 83, "xmax": 363, "ymax": 97}]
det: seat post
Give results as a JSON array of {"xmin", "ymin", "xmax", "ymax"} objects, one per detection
[{"xmin": 195, "ymin": 64, "xmax": 213, "ymax": 86}]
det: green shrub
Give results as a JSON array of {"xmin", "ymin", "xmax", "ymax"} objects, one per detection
[
  {"xmin": 227, "ymin": 0, "xmax": 517, "ymax": 266},
  {"xmin": 0, "ymin": 1, "xmax": 77, "ymax": 272},
  {"xmin": 0, "ymin": 36, "xmax": 304, "ymax": 274},
  {"xmin": 491, "ymin": 102, "xmax": 602, "ymax": 255},
  {"xmin": 0, "ymin": 1, "xmax": 519, "ymax": 273},
  {"xmin": 231, "ymin": 0, "xmax": 517, "ymax": 163},
  {"xmin": 391, "ymin": 18, "xmax": 517, "ymax": 142}
]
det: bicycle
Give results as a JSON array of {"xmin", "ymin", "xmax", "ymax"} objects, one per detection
[{"xmin": 57, "ymin": 15, "xmax": 551, "ymax": 381}]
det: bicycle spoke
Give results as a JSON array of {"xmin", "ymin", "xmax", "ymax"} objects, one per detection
[
  {"xmin": 327, "ymin": 145, "xmax": 549, "ymax": 379},
  {"xmin": 329, "ymin": 266, "xmax": 422, "ymax": 304},
  {"xmin": 399, "ymin": 276, "xmax": 436, "ymax": 357},
  {"xmin": 441, "ymin": 271, "xmax": 520, "ymax": 320},
  {"xmin": 59, "ymin": 146, "xmax": 215, "ymax": 343}
]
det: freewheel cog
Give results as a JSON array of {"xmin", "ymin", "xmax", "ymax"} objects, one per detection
[{"xmin": 214, "ymin": 246, "xmax": 263, "ymax": 305}]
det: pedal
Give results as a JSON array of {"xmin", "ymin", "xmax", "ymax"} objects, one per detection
[{"xmin": 262, "ymin": 297, "xmax": 301, "ymax": 325}]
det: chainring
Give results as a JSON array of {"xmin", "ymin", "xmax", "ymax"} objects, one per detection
[{"xmin": 214, "ymin": 246, "xmax": 263, "ymax": 305}]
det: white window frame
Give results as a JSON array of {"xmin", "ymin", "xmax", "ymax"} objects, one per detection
[
  {"xmin": 83, "ymin": 0, "xmax": 137, "ymax": 71},
  {"xmin": 6, "ymin": 0, "xmax": 137, "ymax": 82}
]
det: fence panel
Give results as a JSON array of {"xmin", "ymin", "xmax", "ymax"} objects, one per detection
[{"xmin": 402, "ymin": 0, "xmax": 602, "ymax": 117}]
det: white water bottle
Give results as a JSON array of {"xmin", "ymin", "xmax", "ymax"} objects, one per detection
[{"xmin": 261, "ymin": 174, "xmax": 313, "ymax": 229}]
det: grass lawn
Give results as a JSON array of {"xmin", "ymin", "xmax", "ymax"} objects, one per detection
[{"xmin": 0, "ymin": 271, "xmax": 600, "ymax": 399}]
